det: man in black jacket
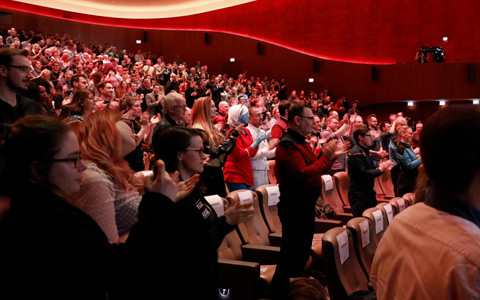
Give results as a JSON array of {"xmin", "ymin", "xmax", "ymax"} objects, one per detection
[{"xmin": 347, "ymin": 126, "xmax": 393, "ymax": 217}]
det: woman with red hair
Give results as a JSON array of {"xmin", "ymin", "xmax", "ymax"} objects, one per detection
[{"xmin": 70, "ymin": 110, "xmax": 142, "ymax": 243}]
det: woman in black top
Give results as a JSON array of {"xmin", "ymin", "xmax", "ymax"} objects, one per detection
[{"xmin": 0, "ymin": 115, "xmax": 180, "ymax": 300}]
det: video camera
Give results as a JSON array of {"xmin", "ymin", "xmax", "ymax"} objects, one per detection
[{"xmin": 421, "ymin": 46, "xmax": 445, "ymax": 62}]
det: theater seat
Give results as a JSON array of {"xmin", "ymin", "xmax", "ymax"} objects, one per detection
[
  {"xmin": 378, "ymin": 171, "xmax": 396, "ymax": 198},
  {"xmin": 253, "ymin": 185, "xmax": 342, "ymax": 259},
  {"xmin": 218, "ymin": 229, "xmax": 271, "ymax": 300},
  {"xmin": 333, "ymin": 171, "xmax": 351, "ymax": 207},
  {"xmin": 376, "ymin": 202, "xmax": 396, "ymax": 225},
  {"xmin": 322, "ymin": 227, "xmax": 370, "ymax": 300},
  {"xmin": 321, "ymin": 175, "xmax": 354, "ymax": 223},
  {"xmin": 402, "ymin": 192, "xmax": 415, "ymax": 206},
  {"xmin": 389, "ymin": 197, "xmax": 406, "ymax": 215},
  {"xmin": 361, "ymin": 207, "xmax": 388, "ymax": 247},
  {"xmin": 267, "ymin": 160, "xmax": 277, "ymax": 185},
  {"xmin": 346, "ymin": 217, "xmax": 377, "ymax": 279}
]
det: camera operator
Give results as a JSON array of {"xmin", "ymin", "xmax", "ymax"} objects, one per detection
[{"xmin": 415, "ymin": 48, "xmax": 429, "ymax": 63}]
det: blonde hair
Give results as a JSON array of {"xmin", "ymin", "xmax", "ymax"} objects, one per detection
[{"xmin": 191, "ymin": 96, "xmax": 224, "ymax": 149}]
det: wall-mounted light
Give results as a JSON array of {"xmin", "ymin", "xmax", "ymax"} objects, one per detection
[
  {"xmin": 309, "ymin": 78, "xmax": 314, "ymax": 83},
  {"xmin": 473, "ymin": 99, "xmax": 479, "ymax": 105},
  {"xmin": 135, "ymin": 40, "xmax": 142, "ymax": 44},
  {"xmin": 443, "ymin": 36, "xmax": 448, "ymax": 42},
  {"xmin": 230, "ymin": 58, "xmax": 235, "ymax": 62},
  {"xmin": 407, "ymin": 101, "xmax": 414, "ymax": 107},
  {"xmin": 439, "ymin": 100, "xmax": 446, "ymax": 106}
]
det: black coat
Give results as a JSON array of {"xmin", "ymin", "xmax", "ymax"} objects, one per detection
[
  {"xmin": 0, "ymin": 178, "xmax": 181, "ymax": 300},
  {"xmin": 347, "ymin": 144, "xmax": 383, "ymax": 217}
]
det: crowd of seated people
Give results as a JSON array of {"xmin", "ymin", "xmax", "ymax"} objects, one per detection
[{"xmin": 0, "ymin": 26, "xmax": 427, "ymax": 299}]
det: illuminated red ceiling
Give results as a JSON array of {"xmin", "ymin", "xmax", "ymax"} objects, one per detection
[{"xmin": 2, "ymin": 0, "xmax": 480, "ymax": 64}]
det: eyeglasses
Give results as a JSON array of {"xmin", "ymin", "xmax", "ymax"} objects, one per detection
[
  {"xmin": 184, "ymin": 147, "xmax": 205, "ymax": 156},
  {"xmin": 51, "ymin": 153, "xmax": 83, "ymax": 168},
  {"xmin": 6, "ymin": 65, "xmax": 33, "ymax": 73},
  {"xmin": 298, "ymin": 115, "xmax": 314, "ymax": 120},
  {"xmin": 174, "ymin": 105, "xmax": 187, "ymax": 110}
]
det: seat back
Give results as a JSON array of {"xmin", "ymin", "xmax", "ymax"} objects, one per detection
[
  {"xmin": 346, "ymin": 217, "xmax": 377, "ymax": 279},
  {"xmin": 267, "ymin": 160, "xmax": 277, "ymax": 185},
  {"xmin": 254, "ymin": 184, "xmax": 281, "ymax": 234},
  {"xmin": 389, "ymin": 197, "xmax": 406, "ymax": 215},
  {"xmin": 218, "ymin": 229, "xmax": 245, "ymax": 261},
  {"xmin": 375, "ymin": 202, "xmax": 396, "ymax": 225},
  {"xmin": 322, "ymin": 227, "xmax": 369, "ymax": 300},
  {"xmin": 321, "ymin": 175, "xmax": 346, "ymax": 214},
  {"xmin": 333, "ymin": 171, "xmax": 350, "ymax": 207},
  {"xmin": 361, "ymin": 207, "xmax": 388, "ymax": 247},
  {"xmin": 402, "ymin": 192, "xmax": 415, "ymax": 206},
  {"xmin": 227, "ymin": 189, "xmax": 271, "ymax": 246},
  {"xmin": 373, "ymin": 176, "xmax": 385, "ymax": 197},
  {"xmin": 378, "ymin": 171, "xmax": 395, "ymax": 197}
]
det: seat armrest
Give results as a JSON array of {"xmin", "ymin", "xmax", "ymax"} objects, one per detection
[
  {"xmin": 268, "ymin": 232, "xmax": 282, "ymax": 247},
  {"xmin": 314, "ymin": 219, "xmax": 343, "ymax": 233},
  {"xmin": 218, "ymin": 259, "xmax": 260, "ymax": 300},
  {"xmin": 336, "ymin": 212, "xmax": 354, "ymax": 224},
  {"xmin": 343, "ymin": 205, "xmax": 352, "ymax": 214},
  {"xmin": 242, "ymin": 244, "xmax": 281, "ymax": 265}
]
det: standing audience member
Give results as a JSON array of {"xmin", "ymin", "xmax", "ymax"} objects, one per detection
[
  {"xmin": 371, "ymin": 105, "xmax": 480, "ymax": 299},
  {"xmin": 388, "ymin": 116, "xmax": 408, "ymax": 196},
  {"xmin": 347, "ymin": 126, "xmax": 393, "ymax": 217},
  {"xmin": 320, "ymin": 116, "xmax": 349, "ymax": 174},
  {"xmin": 271, "ymin": 102, "xmax": 346, "ymax": 299},
  {"xmin": 151, "ymin": 91, "xmax": 186, "ymax": 151},
  {"xmin": 396, "ymin": 126, "xmax": 422, "ymax": 196},
  {"xmin": 247, "ymin": 106, "xmax": 276, "ymax": 189},
  {"xmin": 190, "ymin": 97, "xmax": 241, "ymax": 197},
  {"xmin": 223, "ymin": 104, "xmax": 267, "ymax": 192},
  {"xmin": 271, "ymin": 100, "xmax": 291, "ymax": 141}
]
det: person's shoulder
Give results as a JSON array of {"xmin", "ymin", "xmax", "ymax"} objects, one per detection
[{"xmin": 348, "ymin": 145, "xmax": 363, "ymax": 155}]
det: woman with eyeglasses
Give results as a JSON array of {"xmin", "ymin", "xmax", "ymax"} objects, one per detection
[
  {"xmin": 0, "ymin": 114, "xmax": 183, "ymax": 299},
  {"xmin": 154, "ymin": 126, "xmax": 254, "ymax": 299},
  {"xmin": 223, "ymin": 104, "xmax": 267, "ymax": 192},
  {"xmin": 190, "ymin": 96, "xmax": 243, "ymax": 197}
]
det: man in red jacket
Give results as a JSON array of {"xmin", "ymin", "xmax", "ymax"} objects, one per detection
[{"xmin": 271, "ymin": 102, "xmax": 346, "ymax": 299}]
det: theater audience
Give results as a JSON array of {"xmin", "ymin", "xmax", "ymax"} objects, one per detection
[
  {"xmin": 371, "ymin": 105, "xmax": 480, "ymax": 299},
  {"xmin": 224, "ymin": 104, "xmax": 267, "ymax": 191},
  {"xmin": 0, "ymin": 115, "xmax": 182, "ymax": 299}
]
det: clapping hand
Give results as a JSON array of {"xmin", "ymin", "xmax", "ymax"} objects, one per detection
[
  {"xmin": 225, "ymin": 202, "xmax": 254, "ymax": 225},
  {"xmin": 171, "ymin": 173, "xmax": 200, "ymax": 201}
]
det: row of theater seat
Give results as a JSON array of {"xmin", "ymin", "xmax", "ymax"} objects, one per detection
[
  {"xmin": 215, "ymin": 161, "xmax": 406, "ymax": 299},
  {"xmin": 214, "ymin": 184, "xmax": 344, "ymax": 300},
  {"xmin": 321, "ymin": 193, "xmax": 415, "ymax": 300}
]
